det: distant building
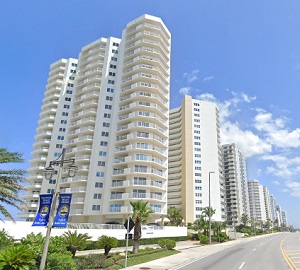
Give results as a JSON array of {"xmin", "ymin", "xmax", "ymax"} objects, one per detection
[
  {"xmin": 222, "ymin": 143, "xmax": 250, "ymax": 225},
  {"xmin": 247, "ymin": 180, "xmax": 267, "ymax": 223},
  {"xmin": 168, "ymin": 95, "xmax": 225, "ymax": 224},
  {"xmin": 281, "ymin": 210, "xmax": 288, "ymax": 226}
]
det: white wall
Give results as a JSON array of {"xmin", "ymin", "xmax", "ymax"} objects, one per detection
[{"xmin": 0, "ymin": 221, "xmax": 187, "ymax": 241}]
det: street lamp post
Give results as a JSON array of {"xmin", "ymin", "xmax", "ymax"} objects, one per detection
[
  {"xmin": 208, "ymin": 171, "xmax": 214, "ymax": 244},
  {"xmin": 39, "ymin": 148, "xmax": 77, "ymax": 270}
]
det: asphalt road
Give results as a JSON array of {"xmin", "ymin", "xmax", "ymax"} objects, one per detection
[{"xmin": 180, "ymin": 233, "xmax": 300, "ymax": 270}]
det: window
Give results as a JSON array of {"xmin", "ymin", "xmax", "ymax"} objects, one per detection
[
  {"xmin": 71, "ymin": 63, "xmax": 77, "ymax": 67},
  {"xmin": 47, "ymin": 189, "xmax": 54, "ymax": 194},
  {"xmin": 99, "ymin": 151, "xmax": 107, "ymax": 156},
  {"xmin": 70, "ymin": 69, "xmax": 76, "ymax": 73},
  {"xmin": 66, "ymin": 90, "xmax": 73, "ymax": 94},
  {"xmin": 194, "ymin": 108, "xmax": 200, "ymax": 112},
  {"xmin": 194, "ymin": 130, "xmax": 200, "ymax": 134},
  {"xmin": 59, "ymin": 128, "xmax": 66, "ymax": 132},
  {"xmin": 103, "ymin": 122, "xmax": 110, "ymax": 127},
  {"xmin": 57, "ymin": 136, "xmax": 64, "ymax": 140},
  {"xmin": 107, "ymin": 88, "xmax": 114, "ymax": 93},
  {"xmin": 56, "ymin": 144, "xmax": 63, "ymax": 148},
  {"xmin": 49, "ymin": 179, "xmax": 56, "ymax": 184},
  {"xmin": 110, "ymin": 64, "xmax": 117, "ymax": 69},
  {"xmin": 195, "ymin": 160, "xmax": 201, "ymax": 164},
  {"xmin": 106, "ymin": 96, "xmax": 113, "ymax": 101},
  {"xmin": 67, "ymin": 83, "xmax": 74, "ymax": 87},
  {"xmin": 137, "ymin": 132, "xmax": 149, "ymax": 138},
  {"xmin": 194, "ymin": 148, "xmax": 201, "ymax": 151},
  {"xmin": 195, "ymin": 186, "xmax": 202, "ymax": 190},
  {"xmin": 108, "ymin": 80, "xmax": 115, "ymax": 84},
  {"xmin": 134, "ymin": 165, "xmax": 147, "ymax": 173},
  {"xmin": 92, "ymin": 205, "xmax": 101, "ymax": 211},
  {"xmin": 111, "ymin": 57, "xmax": 117, "ymax": 61},
  {"xmin": 105, "ymin": 105, "xmax": 112, "ymax": 110},
  {"xmin": 113, "ymin": 42, "xmax": 119, "ymax": 47},
  {"xmin": 136, "ymin": 154, "xmax": 148, "ymax": 161},
  {"xmin": 137, "ymin": 143, "xmax": 149, "ymax": 149},
  {"xmin": 95, "ymin": 182, "xmax": 103, "ymax": 188},
  {"xmin": 62, "ymin": 112, "xmax": 68, "ymax": 116},
  {"xmin": 60, "ymin": 120, "xmax": 67, "ymax": 124},
  {"xmin": 195, "ymin": 180, "xmax": 202, "ymax": 183},
  {"xmin": 65, "ymin": 97, "xmax": 71, "ymax": 101},
  {"xmin": 96, "ymin": 172, "xmax": 104, "ymax": 177},
  {"xmin": 196, "ymin": 207, "xmax": 202, "ymax": 211},
  {"xmin": 112, "ymin": 49, "xmax": 118, "ymax": 54},
  {"xmin": 195, "ymin": 173, "xmax": 202, "ymax": 176},
  {"xmin": 195, "ymin": 193, "xmax": 202, "ymax": 197},
  {"xmin": 194, "ymin": 113, "xmax": 200, "ymax": 117},
  {"xmin": 54, "ymin": 152, "xmax": 61, "ymax": 157},
  {"xmin": 194, "ymin": 142, "xmax": 201, "ymax": 145},
  {"xmin": 98, "ymin": 161, "xmax": 106, "ymax": 166},
  {"xmin": 194, "ymin": 103, "xmax": 200, "ymax": 106},
  {"xmin": 69, "ymin": 76, "xmax": 75, "ymax": 80},
  {"xmin": 195, "ymin": 154, "xmax": 201, "ymax": 157},
  {"xmin": 94, "ymin": 194, "xmax": 102, "ymax": 199},
  {"xmin": 196, "ymin": 214, "xmax": 201, "ymax": 219},
  {"xmin": 195, "ymin": 166, "xmax": 201, "ymax": 170},
  {"xmin": 109, "ymin": 72, "xmax": 116, "ymax": 76},
  {"xmin": 100, "ymin": 141, "xmax": 108, "ymax": 146},
  {"xmin": 63, "ymin": 105, "xmax": 70, "ymax": 109},
  {"xmin": 194, "ymin": 124, "xmax": 200, "ymax": 128},
  {"xmin": 101, "ymin": 132, "xmax": 109, "ymax": 137},
  {"xmin": 194, "ymin": 136, "xmax": 201, "ymax": 140},
  {"xmin": 104, "ymin": 113, "xmax": 111, "ymax": 118},
  {"xmin": 195, "ymin": 200, "xmax": 202, "ymax": 204}
]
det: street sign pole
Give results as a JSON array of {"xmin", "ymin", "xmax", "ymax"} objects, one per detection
[{"xmin": 125, "ymin": 215, "xmax": 130, "ymax": 268}]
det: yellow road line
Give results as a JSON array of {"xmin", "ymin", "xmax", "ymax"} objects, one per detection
[{"xmin": 280, "ymin": 235, "xmax": 299, "ymax": 270}]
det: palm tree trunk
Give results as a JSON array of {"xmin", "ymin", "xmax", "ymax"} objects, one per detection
[{"xmin": 132, "ymin": 239, "xmax": 139, "ymax": 254}]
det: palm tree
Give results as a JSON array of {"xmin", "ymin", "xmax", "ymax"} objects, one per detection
[
  {"xmin": 62, "ymin": 230, "xmax": 92, "ymax": 257},
  {"xmin": 240, "ymin": 214, "xmax": 249, "ymax": 227},
  {"xmin": 97, "ymin": 235, "xmax": 118, "ymax": 256},
  {"xmin": 167, "ymin": 207, "xmax": 183, "ymax": 226},
  {"xmin": 201, "ymin": 206, "xmax": 216, "ymax": 219},
  {"xmin": 193, "ymin": 216, "xmax": 209, "ymax": 236},
  {"xmin": 130, "ymin": 200, "xmax": 153, "ymax": 254},
  {"xmin": 0, "ymin": 245, "xmax": 36, "ymax": 270},
  {"xmin": 0, "ymin": 148, "xmax": 26, "ymax": 222}
]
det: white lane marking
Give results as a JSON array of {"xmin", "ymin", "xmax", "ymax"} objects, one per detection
[
  {"xmin": 253, "ymin": 248, "xmax": 256, "ymax": 251},
  {"xmin": 239, "ymin": 262, "xmax": 246, "ymax": 269}
]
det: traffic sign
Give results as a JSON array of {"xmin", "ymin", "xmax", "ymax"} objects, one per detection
[{"xmin": 124, "ymin": 217, "xmax": 135, "ymax": 232}]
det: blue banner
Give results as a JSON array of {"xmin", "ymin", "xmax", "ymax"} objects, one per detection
[
  {"xmin": 32, "ymin": 194, "xmax": 53, "ymax": 226},
  {"xmin": 53, "ymin": 193, "xmax": 72, "ymax": 228}
]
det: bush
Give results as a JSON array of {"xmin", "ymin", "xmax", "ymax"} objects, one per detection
[
  {"xmin": 198, "ymin": 233, "xmax": 209, "ymax": 245},
  {"xmin": 157, "ymin": 239, "xmax": 176, "ymax": 250},
  {"xmin": 46, "ymin": 253, "xmax": 77, "ymax": 270},
  {"xmin": 187, "ymin": 232, "xmax": 199, "ymax": 240}
]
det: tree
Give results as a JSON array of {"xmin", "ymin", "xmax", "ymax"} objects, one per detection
[
  {"xmin": 240, "ymin": 214, "xmax": 249, "ymax": 227},
  {"xmin": 97, "ymin": 235, "xmax": 118, "ymax": 256},
  {"xmin": 0, "ymin": 148, "xmax": 26, "ymax": 222},
  {"xmin": 0, "ymin": 244, "xmax": 36, "ymax": 270},
  {"xmin": 167, "ymin": 207, "xmax": 183, "ymax": 226},
  {"xmin": 130, "ymin": 200, "xmax": 153, "ymax": 254},
  {"xmin": 201, "ymin": 207, "xmax": 216, "ymax": 220},
  {"xmin": 62, "ymin": 230, "xmax": 92, "ymax": 257},
  {"xmin": 193, "ymin": 217, "xmax": 209, "ymax": 236}
]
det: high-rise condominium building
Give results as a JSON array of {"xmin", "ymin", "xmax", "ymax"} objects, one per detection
[
  {"xmin": 247, "ymin": 180, "xmax": 267, "ymax": 222},
  {"xmin": 21, "ymin": 14, "xmax": 171, "ymax": 224},
  {"xmin": 262, "ymin": 186, "xmax": 272, "ymax": 221},
  {"xmin": 168, "ymin": 95, "xmax": 225, "ymax": 224},
  {"xmin": 281, "ymin": 210, "xmax": 288, "ymax": 226},
  {"xmin": 222, "ymin": 143, "xmax": 250, "ymax": 225}
]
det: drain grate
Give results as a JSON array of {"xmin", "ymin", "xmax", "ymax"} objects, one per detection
[{"xmin": 139, "ymin": 268, "xmax": 151, "ymax": 270}]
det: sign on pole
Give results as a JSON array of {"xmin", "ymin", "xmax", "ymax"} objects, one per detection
[
  {"xmin": 124, "ymin": 217, "xmax": 135, "ymax": 232},
  {"xmin": 53, "ymin": 193, "xmax": 72, "ymax": 228},
  {"xmin": 32, "ymin": 194, "xmax": 53, "ymax": 227}
]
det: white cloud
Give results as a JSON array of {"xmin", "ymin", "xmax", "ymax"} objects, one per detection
[
  {"xmin": 195, "ymin": 92, "xmax": 216, "ymax": 102},
  {"xmin": 183, "ymin": 69, "xmax": 199, "ymax": 84},
  {"xmin": 203, "ymin": 76, "xmax": 214, "ymax": 82},
  {"xmin": 220, "ymin": 121, "xmax": 272, "ymax": 157},
  {"xmin": 272, "ymin": 180, "xmax": 280, "ymax": 186},
  {"xmin": 254, "ymin": 110, "xmax": 300, "ymax": 148},
  {"xmin": 179, "ymin": 86, "xmax": 190, "ymax": 95},
  {"xmin": 285, "ymin": 181, "xmax": 300, "ymax": 198}
]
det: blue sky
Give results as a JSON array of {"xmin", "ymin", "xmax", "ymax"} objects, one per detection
[{"xmin": 1, "ymin": 1, "xmax": 300, "ymax": 227}]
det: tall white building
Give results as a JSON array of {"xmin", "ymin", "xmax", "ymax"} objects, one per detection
[
  {"xmin": 168, "ymin": 95, "xmax": 225, "ymax": 224},
  {"xmin": 222, "ymin": 143, "xmax": 250, "ymax": 225},
  {"xmin": 247, "ymin": 180, "xmax": 267, "ymax": 223},
  {"xmin": 262, "ymin": 186, "xmax": 272, "ymax": 221},
  {"xmin": 21, "ymin": 14, "xmax": 171, "ymax": 224}
]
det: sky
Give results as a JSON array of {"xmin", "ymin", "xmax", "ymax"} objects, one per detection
[{"xmin": 1, "ymin": 1, "xmax": 300, "ymax": 227}]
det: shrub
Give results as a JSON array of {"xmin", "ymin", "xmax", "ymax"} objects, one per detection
[
  {"xmin": 97, "ymin": 235, "xmax": 118, "ymax": 256},
  {"xmin": 157, "ymin": 239, "xmax": 176, "ymax": 250},
  {"xmin": 198, "ymin": 233, "xmax": 209, "ymax": 245},
  {"xmin": 46, "ymin": 253, "xmax": 77, "ymax": 270},
  {"xmin": 187, "ymin": 232, "xmax": 199, "ymax": 240},
  {"xmin": 0, "ymin": 230, "xmax": 13, "ymax": 251},
  {"xmin": 0, "ymin": 244, "xmax": 36, "ymax": 270}
]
